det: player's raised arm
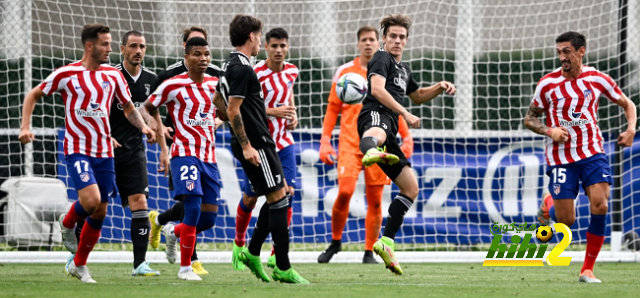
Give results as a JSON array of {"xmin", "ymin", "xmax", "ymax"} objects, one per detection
[
  {"xmin": 370, "ymin": 75, "xmax": 420, "ymax": 128},
  {"xmin": 18, "ymin": 86, "xmax": 46, "ymax": 144},
  {"xmin": 615, "ymin": 93, "xmax": 637, "ymax": 147},
  {"xmin": 408, "ymin": 81, "xmax": 456, "ymax": 105}
]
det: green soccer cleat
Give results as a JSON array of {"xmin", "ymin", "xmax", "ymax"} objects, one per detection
[
  {"xmin": 267, "ymin": 254, "xmax": 276, "ymax": 269},
  {"xmin": 373, "ymin": 236, "xmax": 403, "ymax": 275},
  {"xmin": 361, "ymin": 147, "xmax": 399, "ymax": 167},
  {"xmin": 272, "ymin": 267, "xmax": 310, "ymax": 284},
  {"xmin": 239, "ymin": 248, "xmax": 270, "ymax": 282},
  {"xmin": 148, "ymin": 210, "xmax": 162, "ymax": 249},
  {"xmin": 232, "ymin": 242, "xmax": 246, "ymax": 271}
]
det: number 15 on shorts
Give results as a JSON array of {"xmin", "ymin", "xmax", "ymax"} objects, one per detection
[{"xmin": 551, "ymin": 168, "xmax": 566, "ymax": 183}]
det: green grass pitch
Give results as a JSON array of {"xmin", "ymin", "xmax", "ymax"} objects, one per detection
[{"xmin": 1, "ymin": 263, "xmax": 639, "ymax": 298}]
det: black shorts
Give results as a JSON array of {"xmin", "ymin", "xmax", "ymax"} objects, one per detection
[
  {"xmin": 357, "ymin": 108, "xmax": 411, "ymax": 181},
  {"xmin": 114, "ymin": 149, "xmax": 149, "ymax": 208},
  {"xmin": 232, "ymin": 142, "xmax": 286, "ymax": 197}
]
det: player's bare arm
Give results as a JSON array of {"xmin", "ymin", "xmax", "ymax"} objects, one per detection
[
  {"xmin": 212, "ymin": 91, "xmax": 229, "ymax": 121},
  {"xmin": 370, "ymin": 75, "xmax": 420, "ymax": 128},
  {"xmin": 524, "ymin": 103, "xmax": 568, "ymax": 143},
  {"xmin": 227, "ymin": 96, "xmax": 260, "ymax": 166},
  {"xmin": 616, "ymin": 93, "xmax": 637, "ymax": 147},
  {"xmin": 408, "ymin": 81, "xmax": 456, "ymax": 104},
  {"xmin": 18, "ymin": 86, "xmax": 45, "ymax": 144},
  {"xmin": 123, "ymin": 101, "xmax": 156, "ymax": 143},
  {"xmin": 286, "ymin": 92, "xmax": 298, "ymax": 130},
  {"xmin": 140, "ymin": 101, "xmax": 170, "ymax": 176}
]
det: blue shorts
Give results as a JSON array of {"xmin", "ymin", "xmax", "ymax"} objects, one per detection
[
  {"xmin": 170, "ymin": 156, "xmax": 221, "ymax": 205},
  {"xmin": 65, "ymin": 154, "xmax": 116, "ymax": 203},
  {"xmin": 243, "ymin": 145, "xmax": 297, "ymax": 197},
  {"xmin": 546, "ymin": 153, "xmax": 613, "ymax": 200}
]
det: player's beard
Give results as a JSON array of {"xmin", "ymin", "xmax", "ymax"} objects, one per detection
[
  {"xmin": 127, "ymin": 55, "xmax": 142, "ymax": 66},
  {"xmin": 93, "ymin": 51, "xmax": 108, "ymax": 64}
]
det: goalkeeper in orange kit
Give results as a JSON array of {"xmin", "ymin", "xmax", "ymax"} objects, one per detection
[{"xmin": 317, "ymin": 26, "xmax": 413, "ymax": 263}]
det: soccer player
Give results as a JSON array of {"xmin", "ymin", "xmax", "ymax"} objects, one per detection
[
  {"xmin": 232, "ymin": 27, "xmax": 298, "ymax": 271},
  {"xmin": 139, "ymin": 37, "xmax": 222, "ymax": 281},
  {"xmin": 111, "ymin": 30, "xmax": 161, "ymax": 276},
  {"xmin": 148, "ymin": 25, "xmax": 222, "ymax": 275},
  {"xmin": 318, "ymin": 26, "xmax": 414, "ymax": 264},
  {"xmin": 18, "ymin": 24, "xmax": 156, "ymax": 283},
  {"xmin": 527, "ymin": 31, "xmax": 636, "ymax": 283},
  {"xmin": 356, "ymin": 14, "xmax": 455, "ymax": 275},
  {"xmin": 218, "ymin": 14, "xmax": 308, "ymax": 284}
]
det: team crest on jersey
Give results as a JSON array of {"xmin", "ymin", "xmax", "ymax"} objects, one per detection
[
  {"xmin": 186, "ymin": 180, "xmax": 195, "ymax": 191},
  {"xmin": 145, "ymin": 83, "xmax": 151, "ymax": 96},
  {"xmin": 80, "ymin": 172, "xmax": 90, "ymax": 183},
  {"xmin": 553, "ymin": 184, "xmax": 561, "ymax": 195},
  {"xmin": 584, "ymin": 90, "xmax": 593, "ymax": 102},
  {"xmin": 101, "ymin": 81, "xmax": 111, "ymax": 94}
]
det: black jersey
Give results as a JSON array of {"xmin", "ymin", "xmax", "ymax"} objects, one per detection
[
  {"xmin": 110, "ymin": 63, "xmax": 159, "ymax": 162},
  {"xmin": 218, "ymin": 51, "xmax": 273, "ymax": 148},
  {"xmin": 363, "ymin": 49, "xmax": 419, "ymax": 117},
  {"xmin": 158, "ymin": 60, "xmax": 221, "ymax": 144}
]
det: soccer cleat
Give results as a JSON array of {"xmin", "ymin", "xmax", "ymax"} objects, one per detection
[
  {"xmin": 317, "ymin": 240, "xmax": 342, "ymax": 263},
  {"xmin": 58, "ymin": 213, "xmax": 77, "ymax": 253},
  {"xmin": 537, "ymin": 193, "xmax": 554, "ymax": 226},
  {"xmin": 373, "ymin": 237, "xmax": 403, "ymax": 275},
  {"xmin": 132, "ymin": 261, "xmax": 161, "ymax": 276},
  {"xmin": 148, "ymin": 210, "xmax": 162, "ymax": 249},
  {"xmin": 178, "ymin": 268, "xmax": 202, "ymax": 281},
  {"xmin": 361, "ymin": 147, "xmax": 399, "ymax": 167},
  {"xmin": 191, "ymin": 261, "xmax": 209, "ymax": 275},
  {"xmin": 231, "ymin": 242, "xmax": 245, "ymax": 271},
  {"xmin": 239, "ymin": 248, "xmax": 270, "ymax": 282},
  {"xmin": 267, "ymin": 254, "xmax": 276, "ymax": 269},
  {"xmin": 272, "ymin": 267, "xmax": 310, "ymax": 284},
  {"xmin": 64, "ymin": 253, "xmax": 75, "ymax": 277},
  {"xmin": 162, "ymin": 223, "xmax": 177, "ymax": 264},
  {"xmin": 66, "ymin": 260, "xmax": 96, "ymax": 283},
  {"xmin": 579, "ymin": 270, "xmax": 602, "ymax": 283},
  {"xmin": 362, "ymin": 250, "xmax": 379, "ymax": 264}
]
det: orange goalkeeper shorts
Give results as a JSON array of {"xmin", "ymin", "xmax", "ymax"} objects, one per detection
[{"xmin": 337, "ymin": 150, "xmax": 390, "ymax": 185}]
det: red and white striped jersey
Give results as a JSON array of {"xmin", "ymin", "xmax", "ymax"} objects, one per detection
[
  {"xmin": 532, "ymin": 66, "xmax": 622, "ymax": 166},
  {"xmin": 148, "ymin": 73, "xmax": 219, "ymax": 163},
  {"xmin": 39, "ymin": 61, "xmax": 131, "ymax": 158},
  {"xmin": 253, "ymin": 60, "xmax": 298, "ymax": 151}
]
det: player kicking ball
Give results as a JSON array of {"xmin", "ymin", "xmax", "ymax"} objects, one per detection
[
  {"xmin": 217, "ymin": 14, "xmax": 308, "ymax": 284},
  {"xmin": 140, "ymin": 37, "xmax": 222, "ymax": 281},
  {"xmin": 318, "ymin": 25, "xmax": 413, "ymax": 264},
  {"xmin": 526, "ymin": 31, "xmax": 636, "ymax": 283},
  {"xmin": 232, "ymin": 27, "xmax": 299, "ymax": 271},
  {"xmin": 19, "ymin": 24, "xmax": 156, "ymax": 283},
  {"xmin": 357, "ymin": 14, "xmax": 455, "ymax": 275}
]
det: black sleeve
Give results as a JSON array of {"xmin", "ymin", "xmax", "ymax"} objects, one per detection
[
  {"xmin": 206, "ymin": 66, "xmax": 221, "ymax": 78},
  {"xmin": 157, "ymin": 70, "xmax": 170, "ymax": 84},
  {"xmin": 367, "ymin": 52, "xmax": 390, "ymax": 80},
  {"xmin": 405, "ymin": 69, "xmax": 420, "ymax": 95},
  {"xmin": 227, "ymin": 65, "xmax": 252, "ymax": 98}
]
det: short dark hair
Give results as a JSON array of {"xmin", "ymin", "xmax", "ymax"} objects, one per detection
[
  {"xmin": 555, "ymin": 31, "xmax": 586, "ymax": 50},
  {"xmin": 229, "ymin": 14, "xmax": 263, "ymax": 47},
  {"xmin": 380, "ymin": 13, "xmax": 412, "ymax": 37},
  {"xmin": 121, "ymin": 30, "xmax": 143, "ymax": 46},
  {"xmin": 81, "ymin": 23, "xmax": 110, "ymax": 45},
  {"xmin": 182, "ymin": 26, "xmax": 208, "ymax": 43},
  {"xmin": 265, "ymin": 27, "xmax": 289, "ymax": 43},
  {"xmin": 357, "ymin": 25, "xmax": 378, "ymax": 41},
  {"xmin": 185, "ymin": 36, "xmax": 208, "ymax": 54}
]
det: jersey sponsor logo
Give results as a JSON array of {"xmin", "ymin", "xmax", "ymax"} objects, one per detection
[
  {"xmin": 186, "ymin": 180, "xmax": 195, "ymax": 191},
  {"xmin": 186, "ymin": 107, "xmax": 215, "ymax": 126},
  {"xmin": 559, "ymin": 106, "xmax": 591, "ymax": 127},
  {"xmin": 145, "ymin": 83, "xmax": 151, "ymax": 96},
  {"xmin": 394, "ymin": 76, "xmax": 407, "ymax": 92},
  {"xmin": 76, "ymin": 97, "xmax": 107, "ymax": 118},
  {"xmin": 80, "ymin": 172, "xmax": 90, "ymax": 183}
]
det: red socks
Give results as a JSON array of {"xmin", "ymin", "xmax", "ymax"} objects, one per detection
[
  {"xmin": 234, "ymin": 203, "xmax": 253, "ymax": 247},
  {"xmin": 174, "ymin": 223, "xmax": 196, "ymax": 266},
  {"xmin": 582, "ymin": 231, "xmax": 605, "ymax": 273},
  {"xmin": 73, "ymin": 220, "xmax": 101, "ymax": 266},
  {"xmin": 63, "ymin": 202, "xmax": 90, "ymax": 229}
]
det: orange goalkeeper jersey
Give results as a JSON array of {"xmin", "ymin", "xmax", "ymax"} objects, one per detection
[{"xmin": 323, "ymin": 57, "xmax": 411, "ymax": 156}]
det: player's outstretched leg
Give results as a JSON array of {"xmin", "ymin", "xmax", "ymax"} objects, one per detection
[
  {"xmin": 373, "ymin": 167, "xmax": 418, "ymax": 275},
  {"xmin": 360, "ymin": 136, "xmax": 398, "ymax": 167},
  {"xmin": 318, "ymin": 177, "xmax": 356, "ymax": 263}
]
